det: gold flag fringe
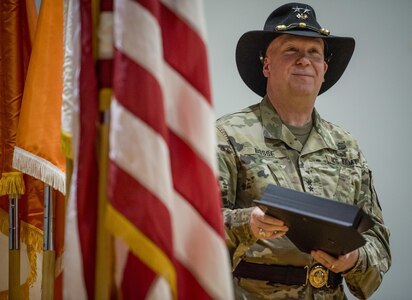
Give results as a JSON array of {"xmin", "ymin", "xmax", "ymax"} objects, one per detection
[
  {"xmin": 12, "ymin": 146, "xmax": 66, "ymax": 195},
  {"xmin": 61, "ymin": 131, "xmax": 73, "ymax": 160},
  {"xmin": 0, "ymin": 208, "xmax": 43, "ymax": 288},
  {"xmin": 0, "ymin": 172, "xmax": 25, "ymax": 196}
]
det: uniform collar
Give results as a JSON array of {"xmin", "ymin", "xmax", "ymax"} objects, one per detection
[{"xmin": 260, "ymin": 96, "xmax": 338, "ymax": 153}]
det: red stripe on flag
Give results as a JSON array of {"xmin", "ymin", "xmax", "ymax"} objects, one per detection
[
  {"xmin": 78, "ymin": 1, "xmax": 99, "ymax": 298},
  {"xmin": 110, "ymin": 0, "xmax": 232, "ymax": 298},
  {"xmin": 113, "ymin": 49, "xmax": 167, "ymax": 138},
  {"xmin": 176, "ymin": 262, "xmax": 211, "ymax": 300},
  {"xmin": 100, "ymin": 0, "xmax": 114, "ymax": 11},
  {"xmin": 109, "ymin": 161, "xmax": 173, "ymax": 256},
  {"xmin": 160, "ymin": 4, "xmax": 211, "ymax": 102},
  {"xmin": 97, "ymin": 59, "xmax": 113, "ymax": 88},
  {"xmin": 121, "ymin": 253, "xmax": 157, "ymax": 299},
  {"xmin": 169, "ymin": 131, "xmax": 224, "ymax": 236},
  {"xmin": 137, "ymin": 0, "xmax": 211, "ymax": 101},
  {"xmin": 161, "ymin": 4, "xmax": 228, "ymax": 297},
  {"xmin": 111, "ymin": 2, "xmax": 174, "ymax": 298}
]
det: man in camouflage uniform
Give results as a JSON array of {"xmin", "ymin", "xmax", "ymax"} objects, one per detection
[{"xmin": 216, "ymin": 3, "xmax": 391, "ymax": 299}]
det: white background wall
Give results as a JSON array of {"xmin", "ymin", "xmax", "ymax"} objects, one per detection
[{"xmin": 204, "ymin": 0, "xmax": 412, "ymax": 299}]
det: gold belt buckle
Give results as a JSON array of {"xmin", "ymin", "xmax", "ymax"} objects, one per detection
[{"xmin": 305, "ymin": 265, "xmax": 330, "ymax": 288}]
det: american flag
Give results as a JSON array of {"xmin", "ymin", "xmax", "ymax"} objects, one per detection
[
  {"xmin": 64, "ymin": 0, "xmax": 233, "ymax": 299},
  {"xmin": 108, "ymin": 0, "xmax": 233, "ymax": 298}
]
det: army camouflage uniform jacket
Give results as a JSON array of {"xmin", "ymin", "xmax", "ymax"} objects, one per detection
[{"xmin": 216, "ymin": 96, "xmax": 391, "ymax": 300}]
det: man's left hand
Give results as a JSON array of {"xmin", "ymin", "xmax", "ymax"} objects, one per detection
[{"xmin": 311, "ymin": 249, "xmax": 359, "ymax": 273}]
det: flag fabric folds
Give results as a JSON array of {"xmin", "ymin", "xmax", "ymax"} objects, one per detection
[
  {"xmin": 64, "ymin": 0, "xmax": 234, "ymax": 298},
  {"xmin": 0, "ymin": 0, "xmax": 44, "ymax": 298},
  {"xmin": 2, "ymin": 0, "xmax": 234, "ymax": 298},
  {"xmin": 9, "ymin": 0, "xmax": 67, "ymax": 298},
  {"xmin": 107, "ymin": 0, "xmax": 233, "ymax": 299},
  {"xmin": 63, "ymin": 0, "xmax": 99, "ymax": 298},
  {"xmin": 12, "ymin": 0, "xmax": 66, "ymax": 194},
  {"xmin": 63, "ymin": 0, "xmax": 234, "ymax": 299}
]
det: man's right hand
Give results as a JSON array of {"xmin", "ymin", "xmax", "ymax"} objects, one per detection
[{"xmin": 250, "ymin": 206, "xmax": 289, "ymax": 239}]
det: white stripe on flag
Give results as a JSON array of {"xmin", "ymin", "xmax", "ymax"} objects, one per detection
[
  {"xmin": 173, "ymin": 191, "xmax": 233, "ymax": 300},
  {"xmin": 114, "ymin": 0, "xmax": 216, "ymax": 174},
  {"xmin": 114, "ymin": 0, "xmax": 163, "ymax": 83},
  {"xmin": 146, "ymin": 276, "xmax": 173, "ymax": 300},
  {"xmin": 161, "ymin": 0, "xmax": 208, "ymax": 42},
  {"xmin": 98, "ymin": 12, "xmax": 114, "ymax": 59},
  {"xmin": 62, "ymin": 0, "xmax": 88, "ymax": 298},
  {"xmin": 112, "ymin": 0, "xmax": 234, "ymax": 299},
  {"xmin": 163, "ymin": 63, "xmax": 217, "ymax": 173},
  {"xmin": 61, "ymin": 0, "xmax": 81, "ymax": 139},
  {"xmin": 109, "ymin": 98, "xmax": 174, "ymax": 211},
  {"xmin": 64, "ymin": 169, "xmax": 88, "ymax": 300}
]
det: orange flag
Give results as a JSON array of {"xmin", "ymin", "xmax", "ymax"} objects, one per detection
[
  {"xmin": 0, "ymin": 0, "xmax": 45, "ymax": 298},
  {"xmin": 13, "ymin": 0, "xmax": 66, "ymax": 192},
  {"xmin": 11, "ymin": 0, "xmax": 66, "ymax": 298}
]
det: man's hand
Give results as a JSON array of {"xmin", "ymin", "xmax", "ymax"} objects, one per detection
[
  {"xmin": 250, "ymin": 206, "xmax": 289, "ymax": 239},
  {"xmin": 311, "ymin": 249, "xmax": 359, "ymax": 273}
]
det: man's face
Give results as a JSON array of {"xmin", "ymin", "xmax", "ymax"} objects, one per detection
[{"xmin": 263, "ymin": 34, "xmax": 328, "ymax": 98}]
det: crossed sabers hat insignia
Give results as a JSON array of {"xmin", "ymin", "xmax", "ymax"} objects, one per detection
[{"xmin": 293, "ymin": 6, "xmax": 311, "ymax": 20}]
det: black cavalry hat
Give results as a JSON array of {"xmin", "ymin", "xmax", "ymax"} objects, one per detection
[{"xmin": 235, "ymin": 2, "xmax": 355, "ymax": 96}]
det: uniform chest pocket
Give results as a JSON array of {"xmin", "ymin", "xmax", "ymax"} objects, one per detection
[
  {"xmin": 333, "ymin": 161, "xmax": 362, "ymax": 203},
  {"xmin": 240, "ymin": 148, "xmax": 302, "ymax": 194},
  {"xmin": 237, "ymin": 148, "xmax": 295, "ymax": 198},
  {"xmin": 305, "ymin": 154, "xmax": 361, "ymax": 202}
]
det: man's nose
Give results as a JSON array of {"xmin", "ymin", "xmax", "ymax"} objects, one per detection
[{"xmin": 296, "ymin": 53, "xmax": 312, "ymax": 65}]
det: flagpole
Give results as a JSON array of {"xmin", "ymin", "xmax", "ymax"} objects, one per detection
[
  {"xmin": 9, "ymin": 195, "xmax": 21, "ymax": 300},
  {"xmin": 94, "ymin": 89, "xmax": 112, "ymax": 299},
  {"xmin": 41, "ymin": 184, "xmax": 55, "ymax": 300}
]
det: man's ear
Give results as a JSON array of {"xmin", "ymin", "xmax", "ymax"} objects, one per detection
[
  {"xmin": 322, "ymin": 62, "xmax": 328, "ymax": 82},
  {"xmin": 262, "ymin": 57, "xmax": 270, "ymax": 78}
]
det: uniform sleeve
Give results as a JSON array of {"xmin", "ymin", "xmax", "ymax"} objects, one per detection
[
  {"xmin": 216, "ymin": 126, "xmax": 257, "ymax": 268},
  {"xmin": 343, "ymin": 155, "xmax": 391, "ymax": 299}
]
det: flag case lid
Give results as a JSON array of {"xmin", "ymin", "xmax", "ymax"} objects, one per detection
[{"xmin": 254, "ymin": 184, "xmax": 374, "ymax": 257}]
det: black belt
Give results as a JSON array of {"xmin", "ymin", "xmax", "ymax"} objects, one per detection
[{"xmin": 233, "ymin": 261, "xmax": 342, "ymax": 289}]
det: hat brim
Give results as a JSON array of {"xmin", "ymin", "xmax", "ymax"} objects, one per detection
[{"xmin": 235, "ymin": 30, "xmax": 355, "ymax": 96}]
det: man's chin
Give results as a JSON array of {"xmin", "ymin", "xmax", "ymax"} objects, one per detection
[{"xmin": 289, "ymin": 85, "xmax": 319, "ymax": 97}]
